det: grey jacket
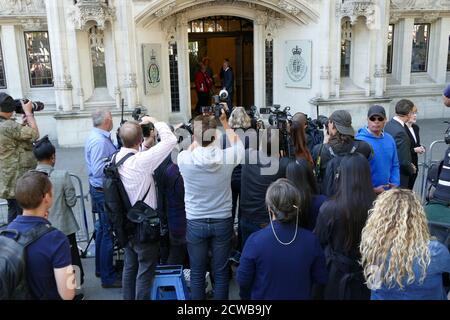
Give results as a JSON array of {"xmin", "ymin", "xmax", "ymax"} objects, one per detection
[{"xmin": 36, "ymin": 164, "xmax": 79, "ymax": 235}]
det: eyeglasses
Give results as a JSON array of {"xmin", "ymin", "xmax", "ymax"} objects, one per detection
[{"xmin": 369, "ymin": 116, "xmax": 385, "ymax": 122}]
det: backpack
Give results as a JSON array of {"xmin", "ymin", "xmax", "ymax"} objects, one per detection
[
  {"xmin": 321, "ymin": 144, "xmax": 357, "ymax": 197},
  {"xmin": 103, "ymin": 152, "xmax": 135, "ymax": 248},
  {"xmin": 0, "ymin": 223, "xmax": 55, "ymax": 300},
  {"xmin": 306, "ymin": 120, "xmax": 324, "ymax": 152}
]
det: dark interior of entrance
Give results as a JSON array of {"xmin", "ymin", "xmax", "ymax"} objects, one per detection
[{"xmin": 188, "ymin": 16, "xmax": 254, "ymax": 112}]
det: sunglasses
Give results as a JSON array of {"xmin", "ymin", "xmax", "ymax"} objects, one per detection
[{"xmin": 369, "ymin": 116, "xmax": 385, "ymax": 122}]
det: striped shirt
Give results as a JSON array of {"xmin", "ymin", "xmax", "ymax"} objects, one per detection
[{"xmin": 116, "ymin": 122, "xmax": 177, "ymax": 209}]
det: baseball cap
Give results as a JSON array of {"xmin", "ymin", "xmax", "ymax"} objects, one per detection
[
  {"xmin": 368, "ymin": 105, "xmax": 386, "ymax": 119},
  {"xmin": 329, "ymin": 110, "xmax": 354, "ymax": 136},
  {"xmin": 443, "ymin": 84, "xmax": 450, "ymax": 98},
  {"xmin": 0, "ymin": 93, "xmax": 15, "ymax": 113}
]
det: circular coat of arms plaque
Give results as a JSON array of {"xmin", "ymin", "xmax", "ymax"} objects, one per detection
[{"xmin": 286, "ymin": 45, "xmax": 307, "ymax": 82}]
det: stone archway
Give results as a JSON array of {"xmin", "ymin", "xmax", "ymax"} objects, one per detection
[{"xmin": 136, "ymin": 0, "xmax": 319, "ymax": 121}]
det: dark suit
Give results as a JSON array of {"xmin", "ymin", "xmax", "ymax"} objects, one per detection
[
  {"xmin": 384, "ymin": 118, "xmax": 415, "ymax": 189},
  {"xmin": 222, "ymin": 67, "xmax": 234, "ymax": 107},
  {"xmin": 405, "ymin": 123, "xmax": 421, "ymax": 189}
]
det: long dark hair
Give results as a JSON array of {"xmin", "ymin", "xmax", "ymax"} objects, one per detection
[
  {"xmin": 334, "ymin": 153, "xmax": 375, "ymax": 253},
  {"xmin": 290, "ymin": 113, "xmax": 314, "ymax": 166},
  {"xmin": 286, "ymin": 159, "xmax": 318, "ymax": 228}
]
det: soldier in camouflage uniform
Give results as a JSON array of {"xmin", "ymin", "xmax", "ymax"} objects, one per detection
[{"xmin": 0, "ymin": 93, "xmax": 40, "ymax": 223}]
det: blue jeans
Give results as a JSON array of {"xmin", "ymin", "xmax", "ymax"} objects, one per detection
[
  {"xmin": 90, "ymin": 186, "xmax": 116, "ymax": 285},
  {"xmin": 122, "ymin": 238, "xmax": 159, "ymax": 300},
  {"xmin": 187, "ymin": 217, "xmax": 233, "ymax": 300}
]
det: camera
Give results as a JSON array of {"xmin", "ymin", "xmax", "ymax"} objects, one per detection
[
  {"xmin": 260, "ymin": 105, "xmax": 291, "ymax": 130},
  {"xmin": 202, "ymin": 92, "xmax": 228, "ymax": 118},
  {"xmin": 14, "ymin": 99, "xmax": 44, "ymax": 114},
  {"xmin": 132, "ymin": 107, "xmax": 153, "ymax": 138}
]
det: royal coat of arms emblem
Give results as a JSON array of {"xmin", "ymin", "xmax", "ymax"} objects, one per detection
[
  {"xmin": 147, "ymin": 49, "xmax": 160, "ymax": 88},
  {"xmin": 286, "ymin": 45, "xmax": 307, "ymax": 82}
]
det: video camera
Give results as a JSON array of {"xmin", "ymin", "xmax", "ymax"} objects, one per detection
[
  {"xmin": 201, "ymin": 89, "xmax": 229, "ymax": 118},
  {"xmin": 259, "ymin": 105, "xmax": 292, "ymax": 130}
]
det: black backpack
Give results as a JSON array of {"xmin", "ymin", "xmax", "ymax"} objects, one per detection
[
  {"xmin": 322, "ymin": 144, "xmax": 357, "ymax": 197},
  {"xmin": 103, "ymin": 152, "xmax": 135, "ymax": 248},
  {"xmin": 0, "ymin": 223, "xmax": 55, "ymax": 300}
]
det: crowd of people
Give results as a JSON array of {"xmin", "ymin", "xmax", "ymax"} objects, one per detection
[{"xmin": 0, "ymin": 85, "xmax": 450, "ymax": 301}]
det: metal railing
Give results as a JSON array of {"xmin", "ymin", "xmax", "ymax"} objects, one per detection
[{"xmin": 419, "ymin": 140, "xmax": 447, "ymax": 204}]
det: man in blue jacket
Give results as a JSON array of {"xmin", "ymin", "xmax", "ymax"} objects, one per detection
[{"xmin": 356, "ymin": 105, "xmax": 400, "ymax": 194}]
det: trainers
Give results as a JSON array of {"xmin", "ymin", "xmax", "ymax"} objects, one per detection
[{"xmin": 101, "ymin": 279, "xmax": 122, "ymax": 289}]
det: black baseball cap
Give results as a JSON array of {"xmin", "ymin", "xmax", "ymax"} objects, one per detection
[
  {"xmin": 0, "ymin": 93, "xmax": 15, "ymax": 112},
  {"xmin": 329, "ymin": 110, "xmax": 354, "ymax": 136},
  {"xmin": 368, "ymin": 105, "xmax": 386, "ymax": 119}
]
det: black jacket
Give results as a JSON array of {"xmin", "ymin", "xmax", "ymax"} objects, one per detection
[
  {"xmin": 405, "ymin": 123, "xmax": 420, "ymax": 167},
  {"xmin": 384, "ymin": 119, "xmax": 414, "ymax": 188}
]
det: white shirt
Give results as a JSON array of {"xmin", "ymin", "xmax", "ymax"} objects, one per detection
[
  {"xmin": 408, "ymin": 126, "xmax": 418, "ymax": 143},
  {"xmin": 393, "ymin": 116, "xmax": 406, "ymax": 127},
  {"xmin": 116, "ymin": 122, "xmax": 177, "ymax": 209}
]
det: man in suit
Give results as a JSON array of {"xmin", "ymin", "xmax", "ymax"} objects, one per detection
[
  {"xmin": 221, "ymin": 59, "xmax": 234, "ymax": 108},
  {"xmin": 384, "ymin": 99, "xmax": 416, "ymax": 189},
  {"xmin": 405, "ymin": 105, "xmax": 425, "ymax": 190}
]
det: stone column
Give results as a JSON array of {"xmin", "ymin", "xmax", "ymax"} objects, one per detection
[
  {"xmin": 373, "ymin": 0, "xmax": 389, "ymax": 97},
  {"xmin": 393, "ymin": 18, "xmax": 414, "ymax": 86},
  {"xmin": 320, "ymin": 0, "xmax": 331, "ymax": 99},
  {"xmin": 430, "ymin": 17, "xmax": 450, "ymax": 84},
  {"xmin": 176, "ymin": 13, "xmax": 191, "ymax": 122},
  {"xmin": 254, "ymin": 12, "xmax": 267, "ymax": 109},
  {"xmin": 116, "ymin": 0, "xmax": 138, "ymax": 108},
  {"xmin": 45, "ymin": 0, "xmax": 73, "ymax": 111},
  {"xmin": 1, "ymin": 25, "xmax": 25, "ymax": 99},
  {"xmin": 66, "ymin": 19, "xmax": 84, "ymax": 110},
  {"xmin": 334, "ymin": 16, "xmax": 342, "ymax": 98}
]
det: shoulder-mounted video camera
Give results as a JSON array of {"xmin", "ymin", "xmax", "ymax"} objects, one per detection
[
  {"xmin": 259, "ymin": 105, "xmax": 292, "ymax": 130},
  {"xmin": 202, "ymin": 89, "xmax": 229, "ymax": 118}
]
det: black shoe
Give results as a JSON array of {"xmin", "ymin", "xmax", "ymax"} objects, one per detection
[{"xmin": 101, "ymin": 279, "xmax": 122, "ymax": 289}]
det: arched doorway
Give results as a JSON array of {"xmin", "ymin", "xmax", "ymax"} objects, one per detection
[{"xmin": 188, "ymin": 16, "xmax": 254, "ymax": 112}]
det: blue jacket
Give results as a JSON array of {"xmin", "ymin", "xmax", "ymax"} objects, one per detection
[{"xmin": 356, "ymin": 127, "xmax": 400, "ymax": 188}]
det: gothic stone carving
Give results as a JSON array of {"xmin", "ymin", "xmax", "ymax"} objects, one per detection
[
  {"xmin": 391, "ymin": 0, "xmax": 450, "ymax": 10},
  {"xmin": 337, "ymin": 0, "xmax": 377, "ymax": 29},
  {"xmin": 70, "ymin": 0, "xmax": 116, "ymax": 31},
  {"xmin": 160, "ymin": 15, "xmax": 177, "ymax": 42},
  {"xmin": 0, "ymin": 0, "xmax": 45, "ymax": 15},
  {"xmin": 154, "ymin": 1, "xmax": 176, "ymax": 18},
  {"xmin": 277, "ymin": 0, "xmax": 301, "ymax": 16}
]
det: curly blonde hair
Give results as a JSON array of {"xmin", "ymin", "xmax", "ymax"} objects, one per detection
[
  {"xmin": 228, "ymin": 107, "xmax": 251, "ymax": 129},
  {"xmin": 360, "ymin": 189, "xmax": 431, "ymax": 290}
]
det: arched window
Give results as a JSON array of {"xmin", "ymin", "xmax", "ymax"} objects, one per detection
[
  {"xmin": 89, "ymin": 25, "xmax": 107, "ymax": 88},
  {"xmin": 24, "ymin": 31, "xmax": 53, "ymax": 87}
]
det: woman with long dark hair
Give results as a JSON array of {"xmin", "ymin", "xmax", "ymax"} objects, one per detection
[
  {"xmin": 290, "ymin": 113, "xmax": 314, "ymax": 166},
  {"xmin": 314, "ymin": 153, "xmax": 376, "ymax": 299},
  {"xmin": 286, "ymin": 159, "xmax": 326, "ymax": 230}
]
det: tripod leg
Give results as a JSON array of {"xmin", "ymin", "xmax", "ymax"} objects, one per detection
[{"xmin": 80, "ymin": 231, "xmax": 96, "ymax": 259}]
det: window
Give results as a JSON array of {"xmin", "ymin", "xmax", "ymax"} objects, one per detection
[
  {"xmin": 0, "ymin": 40, "xmax": 6, "ymax": 88},
  {"xmin": 188, "ymin": 17, "xmax": 253, "ymax": 33},
  {"xmin": 387, "ymin": 24, "xmax": 394, "ymax": 74},
  {"xmin": 24, "ymin": 31, "xmax": 53, "ymax": 87},
  {"xmin": 340, "ymin": 20, "xmax": 352, "ymax": 77},
  {"xmin": 447, "ymin": 35, "xmax": 450, "ymax": 71},
  {"xmin": 88, "ymin": 26, "xmax": 107, "ymax": 88},
  {"xmin": 169, "ymin": 43, "xmax": 180, "ymax": 113},
  {"xmin": 265, "ymin": 39, "xmax": 273, "ymax": 107},
  {"xmin": 411, "ymin": 23, "xmax": 430, "ymax": 73}
]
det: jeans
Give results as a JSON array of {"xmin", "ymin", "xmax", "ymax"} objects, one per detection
[
  {"xmin": 187, "ymin": 217, "xmax": 233, "ymax": 300},
  {"xmin": 7, "ymin": 199, "xmax": 23, "ymax": 223},
  {"xmin": 90, "ymin": 186, "xmax": 116, "ymax": 285},
  {"xmin": 122, "ymin": 238, "xmax": 159, "ymax": 300}
]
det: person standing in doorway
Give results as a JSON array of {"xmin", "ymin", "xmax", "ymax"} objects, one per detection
[
  {"xmin": 194, "ymin": 63, "xmax": 213, "ymax": 116},
  {"xmin": 221, "ymin": 59, "xmax": 234, "ymax": 108}
]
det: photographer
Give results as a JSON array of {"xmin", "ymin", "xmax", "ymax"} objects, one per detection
[
  {"xmin": 117, "ymin": 117, "xmax": 177, "ymax": 300},
  {"xmin": 178, "ymin": 108, "xmax": 245, "ymax": 300},
  {"xmin": 0, "ymin": 93, "xmax": 40, "ymax": 223}
]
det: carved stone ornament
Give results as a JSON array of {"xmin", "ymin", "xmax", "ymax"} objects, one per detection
[
  {"xmin": 320, "ymin": 66, "xmax": 332, "ymax": 80},
  {"xmin": 277, "ymin": 0, "xmax": 302, "ymax": 16},
  {"xmin": 154, "ymin": 1, "xmax": 176, "ymax": 18},
  {"xmin": 69, "ymin": 0, "xmax": 116, "ymax": 31},
  {"xmin": 20, "ymin": 18, "xmax": 46, "ymax": 30},
  {"xmin": 374, "ymin": 65, "xmax": 387, "ymax": 78},
  {"xmin": 391, "ymin": 0, "xmax": 450, "ymax": 10},
  {"xmin": 124, "ymin": 73, "xmax": 137, "ymax": 89},
  {"xmin": 416, "ymin": 12, "xmax": 440, "ymax": 23},
  {"xmin": 255, "ymin": 10, "xmax": 269, "ymax": 26},
  {"xmin": 160, "ymin": 16, "xmax": 177, "ymax": 42},
  {"xmin": 337, "ymin": 0, "xmax": 378, "ymax": 29},
  {"xmin": 0, "ymin": 0, "xmax": 45, "ymax": 16}
]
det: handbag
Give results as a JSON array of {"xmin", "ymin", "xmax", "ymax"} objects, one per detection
[{"xmin": 126, "ymin": 184, "xmax": 160, "ymax": 244}]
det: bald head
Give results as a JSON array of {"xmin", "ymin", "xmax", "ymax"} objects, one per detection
[{"xmin": 119, "ymin": 121, "xmax": 143, "ymax": 148}]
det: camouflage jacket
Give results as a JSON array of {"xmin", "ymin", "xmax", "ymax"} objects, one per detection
[{"xmin": 0, "ymin": 116, "xmax": 38, "ymax": 199}]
